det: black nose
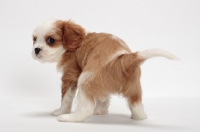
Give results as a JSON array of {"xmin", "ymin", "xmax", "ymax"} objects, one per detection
[{"xmin": 35, "ymin": 48, "xmax": 41, "ymax": 55}]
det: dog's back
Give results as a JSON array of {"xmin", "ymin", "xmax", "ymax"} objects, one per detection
[{"xmin": 74, "ymin": 32, "xmax": 178, "ymax": 100}]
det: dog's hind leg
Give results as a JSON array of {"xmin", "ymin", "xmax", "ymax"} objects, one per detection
[
  {"xmin": 128, "ymin": 99, "xmax": 147, "ymax": 120},
  {"xmin": 126, "ymin": 82, "xmax": 147, "ymax": 120},
  {"xmin": 123, "ymin": 68, "xmax": 147, "ymax": 120}
]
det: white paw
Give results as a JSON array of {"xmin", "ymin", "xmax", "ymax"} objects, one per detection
[
  {"xmin": 58, "ymin": 113, "xmax": 89, "ymax": 122},
  {"xmin": 58, "ymin": 114, "xmax": 84, "ymax": 122},
  {"xmin": 58, "ymin": 114, "xmax": 69, "ymax": 122},
  {"xmin": 52, "ymin": 108, "xmax": 61, "ymax": 116},
  {"xmin": 131, "ymin": 113, "xmax": 147, "ymax": 120}
]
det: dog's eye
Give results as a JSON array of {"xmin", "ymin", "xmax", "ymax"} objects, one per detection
[{"xmin": 47, "ymin": 37, "xmax": 55, "ymax": 45}]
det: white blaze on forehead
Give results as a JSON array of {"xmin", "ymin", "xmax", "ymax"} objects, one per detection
[
  {"xmin": 33, "ymin": 19, "xmax": 59, "ymax": 37},
  {"xmin": 32, "ymin": 19, "xmax": 59, "ymax": 49}
]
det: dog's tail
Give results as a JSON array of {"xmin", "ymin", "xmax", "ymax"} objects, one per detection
[
  {"xmin": 136, "ymin": 48, "xmax": 179, "ymax": 61},
  {"xmin": 115, "ymin": 49, "xmax": 178, "ymax": 74}
]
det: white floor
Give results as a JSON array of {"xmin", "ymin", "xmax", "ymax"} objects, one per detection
[{"xmin": 0, "ymin": 96, "xmax": 200, "ymax": 132}]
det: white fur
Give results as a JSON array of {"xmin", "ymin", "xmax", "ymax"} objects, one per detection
[
  {"xmin": 111, "ymin": 35, "xmax": 119, "ymax": 41},
  {"xmin": 56, "ymin": 63, "xmax": 67, "ymax": 73},
  {"xmin": 129, "ymin": 102, "xmax": 147, "ymax": 120},
  {"xmin": 52, "ymin": 87, "xmax": 76, "ymax": 116},
  {"xmin": 77, "ymin": 72, "xmax": 93, "ymax": 86},
  {"xmin": 58, "ymin": 89, "xmax": 95, "ymax": 122},
  {"xmin": 58, "ymin": 72, "xmax": 95, "ymax": 122},
  {"xmin": 106, "ymin": 49, "xmax": 129, "ymax": 64},
  {"xmin": 32, "ymin": 19, "xmax": 66, "ymax": 63},
  {"xmin": 94, "ymin": 97, "xmax": 110, "ymax": 115},
  {"xmin": 111, "ymin": 35, "xmax": 129, "ymax": 49},
  {"xmin": 137, "ymin": 49, "xmax": 179, "ymax": 60}
]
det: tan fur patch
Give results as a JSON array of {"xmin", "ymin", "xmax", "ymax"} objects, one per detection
[{"xmin": 57, "ymin": 23, "xmax": 144, "ymax": 104}]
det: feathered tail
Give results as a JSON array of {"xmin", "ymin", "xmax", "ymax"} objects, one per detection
[
  {"xmin": 115, "ymin": 48, "xmax": 178, "ymax": 73},
  {"xmin": 136, "ymin": 48, "xmax": 179, "ymax": 60}
]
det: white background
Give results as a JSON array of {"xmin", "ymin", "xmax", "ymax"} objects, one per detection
[{"xmin": 0, "ymin": 0, "xmax": 200, "ymax": 132}]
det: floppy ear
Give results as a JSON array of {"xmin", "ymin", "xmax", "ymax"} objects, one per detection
[{"xmin": 62, "ymin": 21, "xmax": 85, "ymax": 51}]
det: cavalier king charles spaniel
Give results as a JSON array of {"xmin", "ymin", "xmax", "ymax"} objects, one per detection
[{"xmin": 32, "ymin": 19, "xmax": 178, "ymax": 122}]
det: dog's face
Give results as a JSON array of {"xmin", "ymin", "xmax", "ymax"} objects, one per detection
[
  {"xmin": 32, "ymin": 19, "xmax": 85, "ymax": 63},
  {"xmin": 32, "ymin": 19, "xmax": 65, "ymax": 63}
]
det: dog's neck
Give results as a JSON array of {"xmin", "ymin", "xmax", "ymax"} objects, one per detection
[
  {"xmin": 56, "ymin": 50, "xmax": 77, "ymax": 72},
  {"xmin": 56, "ymin": 32, "xmax": 100, "ymax": 72}
]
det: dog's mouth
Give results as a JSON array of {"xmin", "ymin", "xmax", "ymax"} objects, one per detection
[
  {"xmin": 32, "ymin": 51, "xmax": 43, "ymax": 62},
  {"xmin": 32, "ymin": 51, "xmax": 60, "ymax": 63},
  {"xmin": 32, "ymin": 46, "xmax": 66, "ymax": 63},
  {"xmin": 35, "ymin": 54, "xmax": 42, "ymax": 58}
]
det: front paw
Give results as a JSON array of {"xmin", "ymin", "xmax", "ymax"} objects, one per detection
[
  {"xmin": 58, "ymin": 114, "xmax": 69, "ymax": 122},
  {"xmin": 58, "ymin": 114, "xmax": 85, "ymax": 122},
  {"xmin": 52, "ymin": 108, "xmax": 61, "ymax": 116},
  {"xmin": 131, "ymin": 113, "xmax": 147, "ymax": 120}
]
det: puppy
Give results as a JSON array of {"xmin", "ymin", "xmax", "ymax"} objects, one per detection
[{"xmin": 32, "ymin": 19, "xmax": 178, "ymax": 122}]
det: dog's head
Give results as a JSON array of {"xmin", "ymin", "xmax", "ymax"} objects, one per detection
[{"xmin": 32, "ymin": 19, "xmax": 85, "ymax": 63}]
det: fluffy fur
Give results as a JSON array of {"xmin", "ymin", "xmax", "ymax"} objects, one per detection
[{"xmin": 32, "ymin": 19, "xmax": 178, "ymax": 122}]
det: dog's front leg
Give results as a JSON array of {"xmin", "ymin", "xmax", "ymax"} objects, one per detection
[
  {"xmin": 52, "ymin": 85, "xmax": 77, "ymax": 116},
  {"xmin": 52, "ymin": 67, "xmax": 80, "ymax": 116},
  {"xmin": 52, "ymin": 52, "xmax": 81, "ymax": 117}
]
